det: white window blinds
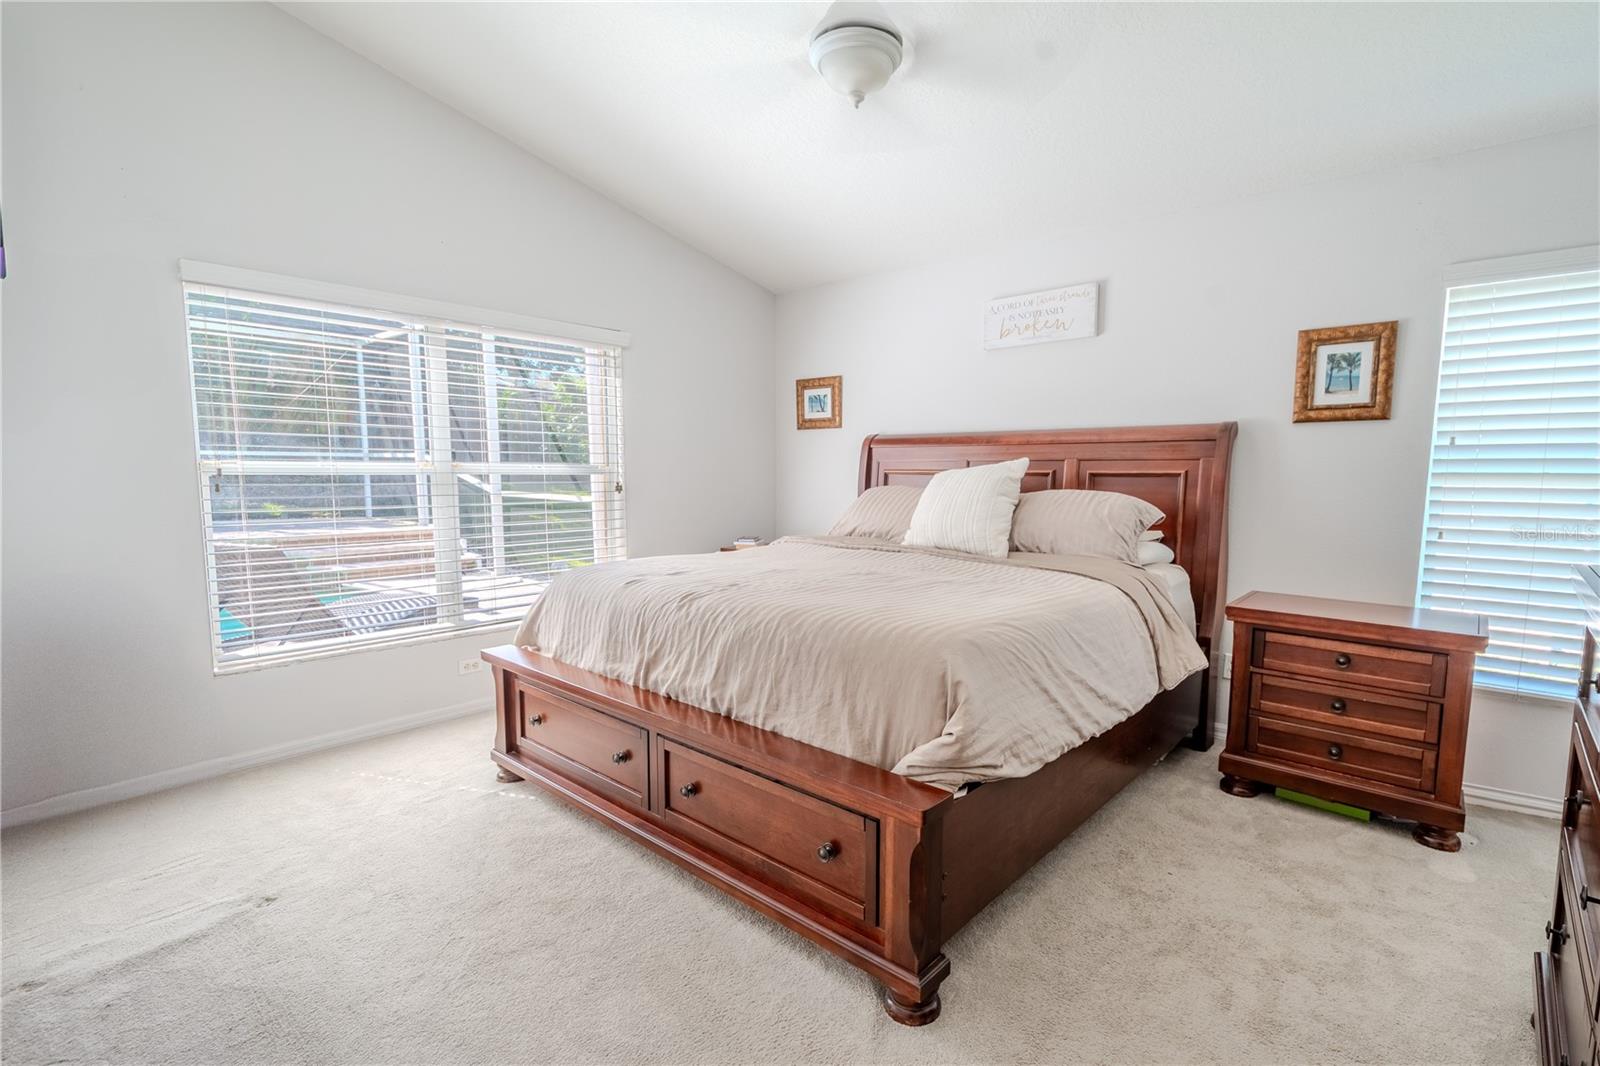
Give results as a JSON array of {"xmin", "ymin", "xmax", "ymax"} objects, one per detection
[
  {"xmin": 1417, "ymin": 253, "xmax": 1600, "ymax": 699},
  {"xmin": 184, "ymin": 272, "xmax": 626, "ymax": 671}
]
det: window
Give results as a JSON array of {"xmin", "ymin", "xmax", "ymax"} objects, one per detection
[
  {"xmin": 182, "ymin": 263, "xmax": 627, "ymax": 671},
  {"xmin": 1417, "ymin": 248, "xmax": 1599, "ymax": 699}
]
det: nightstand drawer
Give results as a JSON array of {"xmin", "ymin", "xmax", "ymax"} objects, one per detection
[
  {"xmin": 1249, "ymin": 673, "xmax": 1440, "ymax": 744},
  {"xmin": 1256, "ymin": 630, "xmax": 1446, "ymax": 697},
  {"xmin": 1247, "ymin": 715, "xmax": 1438, "ymax": 792}
]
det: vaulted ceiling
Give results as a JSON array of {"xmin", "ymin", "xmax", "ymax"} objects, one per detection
[{"xmin": 283, "ymin": 2, "xmax": 1600, "ymax": 292}]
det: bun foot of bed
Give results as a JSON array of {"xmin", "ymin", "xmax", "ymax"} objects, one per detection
[
  {"xmin": 495, "ymin": 767, "xmax": 522, "ymax": 783},
  {"xmin": 882, "ymin": 986, "xmax": 941, "ymax": 1026},
  {"xmin": 1412, "ymin": 823, "xmax": 1461, "ymax": 852},
  {"xmin": 1220, "ymin": 774, "xmax": 1261, "ymax": 798}
]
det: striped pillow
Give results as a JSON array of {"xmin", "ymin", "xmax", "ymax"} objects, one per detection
[
  {"xmin": 828, "ymin": 485, "xmax": 923, "ymax": 540},
  {"xmin": 902, "ymin": 458, "xmax": 1030, "ymax": 558},
  {"xmin": 1009, "ymin": 490, "xmax": 1165, "ymax": 564}
]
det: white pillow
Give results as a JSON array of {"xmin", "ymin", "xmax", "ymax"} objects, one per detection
[
  {"xmin": 1008, "ymin": 489, "xmax": 1165, "ymax": 564},
  {"xmin": 828, "ymin": 485, "xmax": 923, "ymax": 540},
  {"xmin": 1137, "ymin": 540, "xmax": 1176, "ymax": 565},
  {"xmin": 1139, "ymin": 530, "xmax": 1164, "ymax": 542},
  {"xmin": 902, "ymin": 458, "xmax": 1030, "ymax": 558}
]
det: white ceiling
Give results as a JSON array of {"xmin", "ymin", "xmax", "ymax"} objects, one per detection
[{"xmin": 283, "ymin": 2, "xmax": 1599, "ymax": 293}]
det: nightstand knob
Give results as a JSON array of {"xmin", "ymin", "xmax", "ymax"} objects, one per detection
[
  {"xmin": 527, "ymin": 714, "xmax": 543, "ymax": 727},
  {"xmin": 611, "ymin": 750, "xmax": 631, "ymax": 764},
  {"xmin": 1327, "ymin": 744, "xmax": 1343, "ymax": 761},
  {"xmin": 679, "ymin": 782, "xmax": 698, "ymax": 797},
  {"xmin": 1329, "ymin": 698, "xmax": 1347, "ymax": 713},
  {"xmin": 1333, "ymin": 653, "xmax": 1352, "ymax": 669}
]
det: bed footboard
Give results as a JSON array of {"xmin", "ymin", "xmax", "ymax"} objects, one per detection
[
  {"xmin": 483, "ymin": 645, "xmax": 1205, "ymax": 1024},
  {"xmin": 484, "ymin": 644, "xmax": 955, "ymax": 1022}
]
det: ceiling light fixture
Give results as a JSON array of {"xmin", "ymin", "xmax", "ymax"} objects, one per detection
[{"xmin": 808, "ymin": 22, "xmax": 903, "ymax": 109}]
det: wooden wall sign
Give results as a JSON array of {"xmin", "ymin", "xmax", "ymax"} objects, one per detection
[{"xmin": 983, "ymin": 283, "xmax": 1100, "ymax": 350}]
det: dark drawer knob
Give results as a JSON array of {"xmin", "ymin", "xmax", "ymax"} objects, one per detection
[
  {"xmin": 1548, "ymin": 920, "xmax": 1571, "ymax": 946},
  {"xmin": 1582, "ymin": 884, "xmax": 1600, "ymax": 910},
  {"xmin": 1327, "ymin": 744, "xmax": 1343, "ymax": 761},
  {"xmin": 527, "ymin": 714, "xmax": 543, "ymax": 727},
  {"xmin": 1570, "ymin": 790, "xmax": 1592, "ymax": 826},
  {"xmin": 1333, "ymin": 653, "xmax": 1352, "ymax": 669},
  {"xmin": 1329, "ymin": 698, "xmax": 1347, "ymax": 713},
  {"xmin": 611, "ymin": 750, "xmax": 631, "ymax": 764},
  {"xmin": 679, "ymin": 782, "xmax": 698, "ymax": 797},
  {"xmin": 816, "ymin": 841, "xmax": 839, "ymax": 863}
]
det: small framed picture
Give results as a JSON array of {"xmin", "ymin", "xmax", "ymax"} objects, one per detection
[
  {"xmin": 1293, "ymin": 321, "xmax": 1397, "ymax": 422},
  {"xmin": 795, "ymin": 375, "xmax": 842, "ymax": 430}
]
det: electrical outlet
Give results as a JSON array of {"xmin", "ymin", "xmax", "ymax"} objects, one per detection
[
  {"xmin": 458, "ymin": 658, "xmax": 486, "ymax": 676},
  {"xmin": 1218, "ymin": 652, "xmax": 1233, "ymax": 680}
]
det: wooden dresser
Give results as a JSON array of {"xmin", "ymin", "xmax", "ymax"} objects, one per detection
[
  {"xmin": 1218, "ymin": 591, "xmax": 1489, "ymax": 851},
  {"xmin": 1534, "ymin": 564, "xmax": 1600, "ymax": 1066}
]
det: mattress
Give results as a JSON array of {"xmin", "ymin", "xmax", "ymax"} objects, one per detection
[
  {"xmin": 513, "ymin": 536, "xmax": 1207, "ymax": 791},
  {"xmin": 1146, "ymin": 562, "xmax": 1197, "ymax": 634}
]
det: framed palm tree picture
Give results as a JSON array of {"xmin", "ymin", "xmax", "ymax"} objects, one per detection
[
  {"xmin": 795, "ymin": 375, "xmax": 842, "ymax": 430},
  {"xmin": 1293, "ymin": 321, "xmax": 1397, "ymax": 422}
]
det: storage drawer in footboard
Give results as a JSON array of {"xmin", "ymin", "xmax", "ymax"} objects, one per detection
[
  {"xmin": 514, "ymin": 681, "xmax": 647, "ymax": 810},
  {"xmin": 658, "ymin": 739, "xmax": 878, "ymax": 927}
]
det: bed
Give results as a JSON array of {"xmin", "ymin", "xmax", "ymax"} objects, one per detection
[{"xmin": 482, "ymin": 423, "xmax": 1236, "ymax": 1024}]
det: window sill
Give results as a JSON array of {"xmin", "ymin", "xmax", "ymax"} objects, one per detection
[
  {"xmin": 212, "ymin": 616, "xmax": 522, "ymax": 676},
  {"xmin": 1471, "ymin": 683, "xmax": 1573, "ymax": 709}
]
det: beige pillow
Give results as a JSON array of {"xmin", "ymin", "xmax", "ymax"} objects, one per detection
[
  {"xmin": 1009, "ymin": 490, "xmax": 1165, "ymax": 564},
  {"xmin": 902, "ymin": 458, "xmax": 1030, "ymax": 558},
  {"xmin": 828, "ymin": 485, "xmax": 923, "ymax": 540}
]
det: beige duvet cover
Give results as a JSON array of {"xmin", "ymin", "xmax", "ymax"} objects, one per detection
[{"xmin": 512, "ymin": 536, "xmax": 1207, "ymax": 791}]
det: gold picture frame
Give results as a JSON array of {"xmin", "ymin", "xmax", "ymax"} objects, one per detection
[
  {"xmin": 1293, "ymin": 321, "xmax": 1397, "ymax": 423},
  {"xmin": 795, "ymin": 375, "xmax": 842, "ymax": 430}
]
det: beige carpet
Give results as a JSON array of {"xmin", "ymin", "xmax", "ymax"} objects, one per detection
[{"xmin": 1, "ymin": 713, "xmax": 1553, "ymax": 1065}]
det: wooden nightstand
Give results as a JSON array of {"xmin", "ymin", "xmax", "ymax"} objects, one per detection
[{"xmin": 1218, "ymin": 591, "xmax": 1489, "ymax": 852}]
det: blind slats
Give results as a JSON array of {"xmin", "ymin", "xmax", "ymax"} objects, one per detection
[
  {"xmin": 185, "ymin": 282, "xmax": 626, "ymax": 671},
  {"xmin": 1416, "ymin": 266, "xmax": 1600, "ymax": 699}
]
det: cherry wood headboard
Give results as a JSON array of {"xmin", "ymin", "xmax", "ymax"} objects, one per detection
[{"xmin": 858, "ymin": 423, "xmax": 1238, "ymax": 652}]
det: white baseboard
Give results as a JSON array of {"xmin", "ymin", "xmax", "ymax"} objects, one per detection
[
  {"xmin": 1208, "ymin": 719, "xmax": 1561, "ymax": 819},
  {"xmin": 1461, "ymin": 782, "xmax": 1563, "ymax": 819},
  {"xmin": 7, "ymin": 702, "xmax": 1563, "ymax": 830},
  {"xmin": 0, "ymin": 699, "xmax": 491, "ymax": 830}
]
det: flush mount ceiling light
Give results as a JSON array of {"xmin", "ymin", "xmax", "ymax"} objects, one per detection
[{"xmin": 808, "ymin": 22, "xmax": 903, "ymax": 109}]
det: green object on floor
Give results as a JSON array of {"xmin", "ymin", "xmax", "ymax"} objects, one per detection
[{"xmin": 1274, "ymin": 787, "xmax": 1371, "ymax": 822}]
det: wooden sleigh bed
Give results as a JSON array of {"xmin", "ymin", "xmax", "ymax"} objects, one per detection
[{"xmin": 483, "ymin": 423, "xmax": 1236, "ymax": 1025}]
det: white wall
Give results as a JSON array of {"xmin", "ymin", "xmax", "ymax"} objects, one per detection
[
  {"xmin": 3, "ymin": 3, "xmax": 1590, "ymax": 821},
  {"xmin": 0, "ymin": 3, "xmax": 775, "ymax": 816},
  {"xmin": 775, "ymin": 126, "xmax": 1600, "ymax": 810}
]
